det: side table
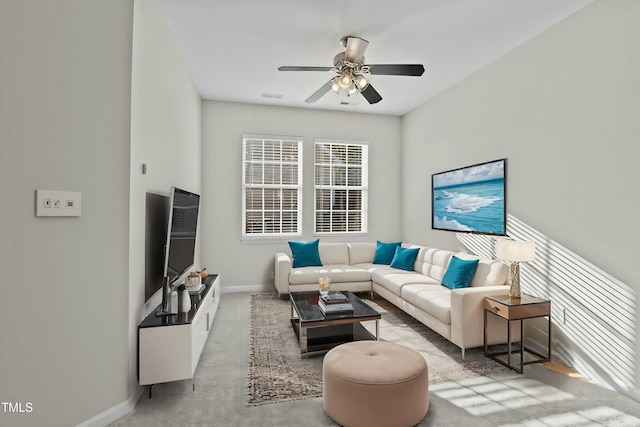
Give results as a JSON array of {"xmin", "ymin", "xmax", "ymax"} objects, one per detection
[{"xmin": 484, "ymin": 294, "xmax": 551, "ymax": 373}]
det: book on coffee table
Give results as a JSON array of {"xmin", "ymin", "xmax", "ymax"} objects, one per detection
[
  {"xmin": 320, "ymin": 292, "xmax": 349, "ymax": 305},
  {"xmin": 319, "ymin": 299, "xmax": 353, "ymax": 315}
]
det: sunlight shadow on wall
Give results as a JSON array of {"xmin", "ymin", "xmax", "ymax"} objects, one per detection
[{"xmin": 457, "ymin": 214, "xmax": 636, "ymax": 393}]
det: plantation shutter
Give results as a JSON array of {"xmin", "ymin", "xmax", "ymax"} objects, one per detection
[
  {"xmin": 314, "ymin": 140, "xmax": 368, "ymax": 234},
  {"xmin": 242, "ymin": 134, "xmax": 303, "ymax": 239}
]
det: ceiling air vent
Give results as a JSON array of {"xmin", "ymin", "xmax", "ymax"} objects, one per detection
[{"xmin": 260, "ymin": 93, "xmax": 283, "ymax": 100}]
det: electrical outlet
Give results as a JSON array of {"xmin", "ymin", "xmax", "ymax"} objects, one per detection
[{"xmin": 36, "ymin": 190, "xmax": 82, "ymax": 217}]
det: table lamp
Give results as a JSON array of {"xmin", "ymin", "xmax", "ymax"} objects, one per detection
[{"xmin": 495, "ymin": 239, "xmax": 536, "ymax": 298}]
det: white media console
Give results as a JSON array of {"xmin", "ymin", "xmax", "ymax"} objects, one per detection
[{"xmin": 138, "ymin": 274, "xmax": 220, "ymax": 396}]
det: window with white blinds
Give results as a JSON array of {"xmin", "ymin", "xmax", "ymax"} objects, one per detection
[
  {"xmin": 242, "ymin": 134, "xmax": 303, "ymax": 239},
  {"xmin": 314, "ymin": 140, "xmax": 368, "ymax": 234}
]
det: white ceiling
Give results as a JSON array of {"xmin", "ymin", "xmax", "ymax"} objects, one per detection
[{"xmin": 158, "ymin": 0, "xmax": 592, "ymax": 116}]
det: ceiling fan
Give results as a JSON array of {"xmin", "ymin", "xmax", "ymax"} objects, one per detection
[{"xmin": 278, "ymin": 36, "xmax": 425, "ymax": 105}]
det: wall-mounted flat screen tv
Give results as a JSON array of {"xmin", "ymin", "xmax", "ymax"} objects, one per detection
[
  {"xmin": 164, "ymin": 187, "xmax": 200, "ymax": 287},
  {"xmin": 145, "ymin": 192, "xmax": 169, "ymax": 302},
  {"xmin": 431, "ymin": 158, "xmax": 506, "ymax": 236}
]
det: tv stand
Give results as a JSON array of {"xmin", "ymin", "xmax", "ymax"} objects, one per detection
[{"xmin": 138, "ymin": 274, "xmax": 220, "ymax": 396}]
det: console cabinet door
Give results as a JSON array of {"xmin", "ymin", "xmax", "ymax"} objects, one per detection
[
  {"xmin": 190, "ymin": 287, "xmax": 213, "ymax": 374},
  {"xmin": 139, "ymin": 324, "xmax": 192, "ymax": 385}
]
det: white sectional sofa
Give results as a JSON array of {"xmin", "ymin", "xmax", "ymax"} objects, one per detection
[{"xmin": 274, "ymin": 241, "xmax": 516, "ymax": 357}]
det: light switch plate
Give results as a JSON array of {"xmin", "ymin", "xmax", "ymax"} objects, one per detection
[{"xmin": 36, "ymin": 190, "xmax": 82, "ymax": 217}]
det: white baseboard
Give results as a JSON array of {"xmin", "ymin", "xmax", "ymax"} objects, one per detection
[{"xmin": 76, "ymin": 386, "xmax": 144, "ymax": 427}]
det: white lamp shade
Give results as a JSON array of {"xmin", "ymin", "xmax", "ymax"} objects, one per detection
[{"xmin": 496, "ymin": 239, "xmax": 535, "ymax": 262}]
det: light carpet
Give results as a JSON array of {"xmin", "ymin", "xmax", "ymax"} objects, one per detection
[
  {"xmin": 247, "ymin": 292, "xmax": 510, "ymax": 405},
  {"xmin": 113, "ymin": 292, "xmax": 640, "ymax": 427}
]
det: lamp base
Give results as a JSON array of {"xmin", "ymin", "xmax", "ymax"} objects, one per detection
[{"xmin": 508, "ymin": 262, "xmax": 521, "ymax": 298}]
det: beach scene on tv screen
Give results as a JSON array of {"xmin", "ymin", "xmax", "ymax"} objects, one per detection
[{"xmin": 432, "ymin": 160, "xmax": 505, "ymax": 235}]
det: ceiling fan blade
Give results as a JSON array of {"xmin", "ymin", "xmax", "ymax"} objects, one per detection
[
  {"xmin": 360, "ymin": 84, "xmax": 382, "ymax": 104},
  {"xmin": 343, "ymin": 36, "xmax": 369, "ymax": 63},
  {"xmin": 305, "ymin": 80, "xmax": 334, "ymax": 103},
  {"xmin": 368, "ymin": 64, "xmax": 425, "ymax": 76},
  {"xmin": 278, "ymin": 66, "xmax": 333, "ymax": 72}
]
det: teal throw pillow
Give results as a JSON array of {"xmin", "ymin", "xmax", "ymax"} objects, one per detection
[
  {"xmin": 390, "ymin": 246, "xmax": 419, "ymax": 271},
  {"xmin": 288, "ymin": 239, "xmax": 323, "ymax": 268},
  {"xmin": 441, "ymin": 256, "xmax": 479, "ymax": 289},
  {"xmin": 373, "ymin": 241, "xmax": 402, "ymax": 265}
]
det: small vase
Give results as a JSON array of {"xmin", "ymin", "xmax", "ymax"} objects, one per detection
[
  {"xmin": 319, "ymin": 276, "xmax": 331, "ymax": 297},
  {"xmin": 180, "ymin": 287, "xmax": 192, "ymax": 313}
]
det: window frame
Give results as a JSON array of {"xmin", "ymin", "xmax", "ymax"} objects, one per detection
[
  {"xmin": 241, "ymin": 134, "xmax": 303, "ymax": 241},
  {"xmin": 313, "ymin": 139, "xmax": 369, "ymax": 236}
]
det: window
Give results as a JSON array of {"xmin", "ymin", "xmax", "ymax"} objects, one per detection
[
  {"xmin": 242, "ymin": 134, "xmax": 302, "ymax": 239},
  {"xmin": 314, "ymin": 140, "xmax": 368, "ymax": 234}
]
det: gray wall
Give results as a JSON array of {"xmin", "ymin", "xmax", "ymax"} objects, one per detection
[
  {"xmin": 0, "ymin": 1, "xmax": 133, "ymax": 426},
  {"xmin": 129, "ymin": 0, "xmax": 202, "ymax": 401},
  {"xmin": 402, "ymin": 0, "xmax": 639, "ymax": 395},
  {"xmin": 201, "ymin": 101, "xmax": 402, "ymax": 288}
]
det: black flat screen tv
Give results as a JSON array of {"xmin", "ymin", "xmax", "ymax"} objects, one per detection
[
  {"xmin": 145, "ymin": 192, "xmax": 169, "ymax": 302},
  {"xmin": 163, "ymin": 187, "xmax": 200, "ymax": 288},
  {"xmin": 431, "ymin": 158, "xmax": 506, "ymax": 236}
]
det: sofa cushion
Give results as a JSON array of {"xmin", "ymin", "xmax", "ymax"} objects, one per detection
[
  {"xmin": 373, "ymin": 241, "xmax": 402, "ymax": 265},
  {"xmin": 319, "ymin": 243, "xmax": 350, "ymax": 265},
  {"xmin": 455, "ymin": 252, "xmax": 509, "ymax": 286},
  {"xmin": 390, "ymin": 247, "xmax": 420, "ymax": 271},
  {"xmin": 348, "ymin": 242, "xmax": 377, "ymax": 265},
  {"xmin": 401, "ymin": 284, "xmax": 452, "ymax": 324},
  {"xmin": 352, "ymin": 263, "xmax": 396, "ymax": 274},
  {"xmin": 414, "ymin": 247, "xmax": 455, "ymax": 282},
  {"xmin": 289, "ymin": 265, "xmax": 371, "ymax": 285},
  {"xmin": 372, "ymin": 269, "xmax": 439, "ymax": 296},
  {"xmin": 441, "ymin": 256, "xmax": 479, "ymax": 289},
  {"xmin": 288, "ymin": 239, "xmax": 322, "ymax": 268}
]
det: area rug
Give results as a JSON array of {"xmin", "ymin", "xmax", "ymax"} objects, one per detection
[{"xmin": 247, "ymin": 293, "xmax": 510, "ymax": 405}]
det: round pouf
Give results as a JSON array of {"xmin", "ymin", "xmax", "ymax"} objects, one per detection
[{"xmin": 322, "ymin": 341, "xmax": 429, "ymax": 427}]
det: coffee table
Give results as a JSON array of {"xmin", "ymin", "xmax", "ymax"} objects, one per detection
[{"xmin": 289, "ymin": 291, "xmax": 381, "ymax": 357}]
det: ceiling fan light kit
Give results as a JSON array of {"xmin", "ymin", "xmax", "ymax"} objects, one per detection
[
  {"xmin": 355, "ymin": 74, "xmax": 368, "ymax": 90},
  {"xmin": 338, "ymin": 73, "xmax": 353, "ymax": 88},
  {"xmin": 278, "ymin": 36, "xmax": 424, "ymax": 105}
]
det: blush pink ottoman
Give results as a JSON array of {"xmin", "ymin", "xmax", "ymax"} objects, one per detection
[{"xmin": 322, "ymin": 341, "xmax": 429, "ymax": 427}]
